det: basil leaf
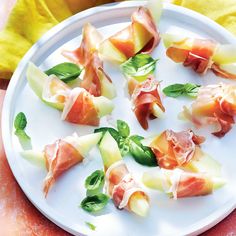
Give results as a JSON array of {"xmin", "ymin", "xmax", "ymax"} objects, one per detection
[
  {"xmin": 121, "ymin": 54, "xmax": 158, "ymax": 82},
  {"xmin": 117, "ymin": 120, "xmax": 130, "ymax": 138},
  {"xmin": 94, "ymin": 127, "xmax": 120, "ymax": 144},
  {"xmin": 14, "ymin": 112, "xmax": 32, "ymax": 149},
  {"xmin": 129, "ymin": 135, "xmax": 157, "ymax": 166},
  {"xmin": 45, "ymin": 62, "xmax": 82, "ymax": 83},
  {"xmin": 85, "ymin": 170, "xmax": 105, "ymax": 193},
  {"xmin": 163, "ymin": 83, "xmax": 201, "ymax": 98},
  {"xmin": 80, "ymin": 193, "xmax": 109, "ymax": 213},
  {"xmin": 117, "ymin": 137, "xmax": 130, "ymax": 156},
  {"xmin": 14, "ymin": 112, "xmax": 27, "ymax": 130},
  {"xmin": 162, "ymin": 84, "xmax": 185, "ymax": 98},
  {"xmin": 184, "ymin": 83, "xmax": 201, "ymax": 98},
  {"xmin": 85, "ymin": 222, "xmax": 96, "ymax": 231}
]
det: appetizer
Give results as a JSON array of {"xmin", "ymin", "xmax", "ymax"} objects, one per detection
[
  {"xmin": 99, "ymin": 4, "xmax": 161, "ymax": 63},
  {"xmin": 27, "ymin": 62, "xmax": 114, "ymax": 126},
  {"xmin": 181, "ymin": 83, "xmax": 236, "ymax": 137},
  {"xmin": 143, "ymin": 168, "xmax": 225, "ymax": 198},
  {"xmin": 144, "ymin": 129, "xmax": 221, "ymax": 176},
  {"xmin": 62, "ymin": 23, "xmax": 116, "ymax": 99},
  {"xmin": 95, "ymin": 119, "xmax": 158, "ymax": 166},
  {"xmin": 21, "ymin": 132, "xmax": 102, "ymax": 196},
  {"xmin": 99, "ymin": 131, "xmax": 150, "ymax": 217},
  {"xmin": 163, "ymin": 33, "xmax": 236, "ymax": 79},
  {"xmin": 129, "ymin": 76, "xmax": 165, "ymax": 130}
]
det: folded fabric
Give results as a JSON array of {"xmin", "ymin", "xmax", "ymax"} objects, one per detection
[
  {"xmin": 173, "ymin": 0, "xmax": 236, "ymax": 36},
  {"xmin": 0, "ymin": 0, "xmax": 115, "ymax": 79},
  {"xmin": 1, "ymin": 0, "xmax": 236, "ymax": 79}
]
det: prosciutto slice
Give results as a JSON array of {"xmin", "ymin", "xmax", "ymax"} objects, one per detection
[
  {"xmin": 62, "ymin": 23, "xmax": 113, "ymax": 97},
  {"xmin": 165, "ymin": 35, "xmax": 236, "ymax": 79},
  {"xmin": 61, "ymin": 88, "xmax": 99, "ymax": 126},
  {"xmin": 166, "ymin": 38, "xmax": 217, "ymax": 74},
  {"xmin": 131, "ymin": 7, "xmax": 160, "ymax": 54},
  {"xmin": 131, "ymin": 76, "xmax": 165, "ymax": 130},
  {"xmin": 101, "ymin": 6, "xmax": 160, "ymax": 62},
  {"xmin": 181, "ymin": 83, "xmax": 236, "ymax": 137},
  {"xmin": 149, "ymin": 130, "xmax": 205, "ymax": 169},
  {"xmin": 161, "ymin": 169, "xmax": 213, "ymax": 199},
  {"xmin": 105, "ymin": 161, "xmax": 148, "ymax": 210},
  {"xmin": 43, "ymin": 139, "xmax": 83, "ymax": 196}
]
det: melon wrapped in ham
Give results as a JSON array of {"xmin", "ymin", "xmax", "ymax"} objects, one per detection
[
  {"xmin": 27, "ymin": 63, "xmax": 114, "ymax": 126},
  {"xmin": 143, "ymin": 168, "xmax": 225, "ymax": 199},
  {"xmin": 20, "ymin": 133, "xmax": 102, "ymax": 196},
  {"xmin": 144, "ymin": 129, "xmax": 222, "ymax": 176},
  {"xmin": 99, "ymin": 132, "xmax": 149, "ymax": 217},
  {"xmin": 62, "ymin": 23, "xmax": 116, "ymax": 99},
  {"xmin": 163, "ymin": 33, "xmax": 236, "ymax": 79},
  {"xmin": 146, "ymin": 129, "xmax": 204, "ymax": 169},
  {"xmin": 99, "ymin": 6, "xmax": 161, "ymax": 63},
  {"xmin": 130, "ymin": 76, "xmax": 165, "ymax": 130},
  {"xmin": 180, "ymin": 83, "xmax": 236, "ymax": 137},
  {"xmin": 61, "ymin": 87, "xmax": 98, "ymax": 126}
]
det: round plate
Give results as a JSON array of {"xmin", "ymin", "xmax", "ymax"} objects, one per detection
[{"xmin": 2, "ymin": 1, "xmax": 236, "ymax": 236}]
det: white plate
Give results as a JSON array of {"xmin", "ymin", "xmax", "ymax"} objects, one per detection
[{"xmin": 2, "ymin": 1, "xmax": 236, "ymax": 236}]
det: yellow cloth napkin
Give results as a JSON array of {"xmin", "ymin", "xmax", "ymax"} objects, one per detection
[
  {"xmin": 0, "ymin": 0, "xmax": 115, "ymax": 79},
  {"xmin": 1, "ymin": 0, "xmax": 236, "ymax": 79},
  {"xmin": 173, "ymin": 0, "xmax": 236, "ymax": 36}
]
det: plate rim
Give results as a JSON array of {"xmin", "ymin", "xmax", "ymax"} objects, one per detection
[{"xmin": 2, "ymin": 1, "xmax": 236, "ymax": 235}]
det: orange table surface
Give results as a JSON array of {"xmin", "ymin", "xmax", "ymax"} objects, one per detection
[{"xmin": 1, "ymin": 1, "xmax": 236, "ymax": 235}]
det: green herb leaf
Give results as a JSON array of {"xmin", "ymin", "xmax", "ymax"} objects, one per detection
[
  {"xmin": 129, "ymin": 135, "xmax": 157, "ymax": 166},
  {"xmin": 117, "ymin": 120, "xmax": 130, "ymax": 138},
  {"xmin": 80, "ymin": 193, "xmax": 109, "ymax": 213},
  {"xmin": 85, "ymin": 170, "xmax": 105, "ymax": 193},
  {"xmin": 94, "ymin": 127, "xmax": 120, "ymax": 143},
  {"xmin": 163, "ymin": 83, "xmax": 201, "ymax": 98},
  {"xmin": 85, "ymin": 222, "xmax": 96, "ymax": 231},
  {"xmin": 121, "ymin": 54, "xmax": 158, "ymax": 82},
  {"xmin": 117, "ymin": 136, "xmax": 130, "ymax": 156},
  {"xmin": 14, "ymin": 112, "xmax": 27, "ymax": 130},
  {"xmin": 45, "ymin": 62, "xmax": 82, "ymax": 83},
  {"xmin": 14, "ymin": 112, "xmax": 32, "ymax": 149},
  {"xmin": 184, "ymin": 83, "xmax": 201, "ymax": 98}
]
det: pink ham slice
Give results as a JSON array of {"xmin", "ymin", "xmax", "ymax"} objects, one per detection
[
  {"xmin": 106, "ymin": 161, "xmax": 148, "ymax": 210},
  {"xmin": 61, "ymin": 88, "xmax": 99, "ymax": 126},
  {"xmin": 62, "ymin": 23, "xmax": 112, "ymax": 97},
  {"xmin": 131, "ymin": 76, "xmax": 165, "ymax": 130},
  {"xmin": 182, "ymin": 83, "xmax": 236, "ymax": 137},
  {"xmin": 131, "ymin": 6, "xmax": 160, "ymax": 54},
  {"xmin": 163, "ymin": 169, "xmax": 213, "ymax": 198},
  {"xmin": 166, "ymin": 38, "xmax": 220, "ymax": 74},
  {"xmin": 150, "ymin": 130, "xmax": 205, "ymax": 169},
  {"xmin": 43, "ymin": 139, "xmax": 83, "ymax": 196},
  {"xmin": 109, "ymin": 6, "xmax": 160, "ymax": 58}
]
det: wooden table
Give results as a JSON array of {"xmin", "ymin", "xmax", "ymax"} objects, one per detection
[{"xmin": 0, "ymin": 1, "xmax": 236, "ymax": 235}]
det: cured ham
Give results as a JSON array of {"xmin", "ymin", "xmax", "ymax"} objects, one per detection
[
  {"xmin": 61, "ymin": 88, "xmax": 99, "ymax": 126},
  {"xmin": 147, "ymin": 129, "xmax": 205, "ymax": 169},
  {"xmin": 62, "ymin": 23, "xmax": 116, "ymax": 99},
  {"xmin": 20, "ymin": 133, "xmax": 102, "ymax": 196},
  {"xmin": 181, "ymin": 83, "xmax": 236, "ymax": 137},
  {"xmin": 143, "ymin": 168, "xmax": 225, "ymax": 199},
  {"xmin": 106, "ymin": 161, "xmax": 148, "ymax": 210},
  {"xmin": 27, "ymin": 63, "xmax": 114, "ymax": 127},
  {"xmin": 163, "ymin": 33, "xmax": 236, "ymax": 79},
  {"xmin": 99, "ymin": 131, "xmax": 149, "ymax": 216},
  {"xmin": 61, "ymin": 87, "xmax": 114, "ymax": 126},
  {"xmin": 43, "ymin": 139, "xmax": 82, "ymax": 196},
  {"xmin": 130, "ymin": 76, "xmax": 165, "ymax": 130},
  {"xmin": 99, "ymin": 6, "xmax": 160, "ymax": 63}
]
